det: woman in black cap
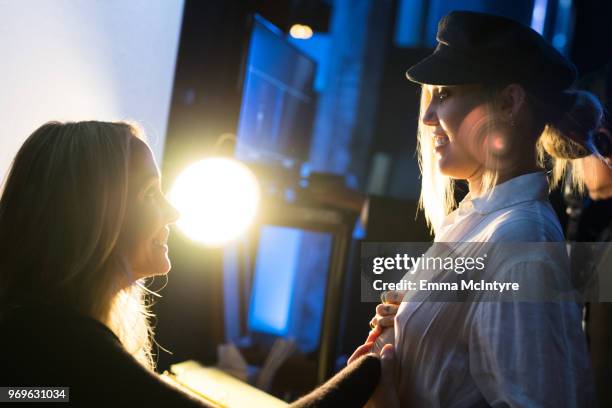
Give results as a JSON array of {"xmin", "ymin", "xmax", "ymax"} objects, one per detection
[{"xmin": 361, "ymin": 10, "xmax": 606, "ymax": 407}]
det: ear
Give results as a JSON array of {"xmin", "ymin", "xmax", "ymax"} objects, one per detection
[{"xmin": 498, "ymin": 84, "xmax": 527, "ymax": 122}]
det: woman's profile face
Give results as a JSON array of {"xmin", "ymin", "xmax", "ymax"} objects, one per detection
[
  {"xmin": 423, "ymin": 85, "xmax": 491, "ymax": 179},
  {"xmin": 122, "ymin": 140, "xmax": 179, "ymax": 280}
]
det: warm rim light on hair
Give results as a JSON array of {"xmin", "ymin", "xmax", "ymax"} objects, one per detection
[{"xmin": 169, "ymin": 158, "xmax": 260, "ymax": 246}]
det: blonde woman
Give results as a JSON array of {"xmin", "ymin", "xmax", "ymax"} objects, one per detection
[
  {"xmin": 0, "ymin": 121, "xmax": 220, "ymax": 406},
  {"xmin": 357, "ymin": 11, "xmax": 605, "ymax": 407}
]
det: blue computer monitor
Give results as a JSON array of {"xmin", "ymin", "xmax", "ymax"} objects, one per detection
[
  {"xmin": 247, "ymin": 225, "xmax": 333, "ymax": 353},
  {"xmin": 235, "ymin": 14, "xmax": 316, "ymax": 168},
  {"xmin": 223, "ymin": 202, "xmax": 356, "ymax": 382}
]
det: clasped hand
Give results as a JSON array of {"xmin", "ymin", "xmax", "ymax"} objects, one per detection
[{"xmin": 347, "ymin": 290, "xmax": 404, "ymax": 408}]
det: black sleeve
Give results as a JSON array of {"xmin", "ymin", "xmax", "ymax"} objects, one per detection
[
  {"xmin": 0, "ymin": 308, "xmax": 214, "ymax": 408},
  {"xmin": 289, "ymin": 355, "xmax": 380, "ymax": 408},
  {"xmin": 64, "ymin": 323, "xmax": 214, "ymax": 407}
]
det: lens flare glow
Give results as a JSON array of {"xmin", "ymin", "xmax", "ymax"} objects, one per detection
[
  {"xmin": 289, "ymin": 24, "xmax": 313, "ymax": 39},
  {"xmin": 169, "ymin": 158, "xmax": 260, "ymax": 246}
]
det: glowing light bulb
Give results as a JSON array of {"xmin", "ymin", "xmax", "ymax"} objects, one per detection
[
  {"xmin": 289, "ymin": 24, "xmax": 313, "ymax": 40},
  {"xmin": 169, "ymin": 158, "xmax": 260, "ymax": 246}
]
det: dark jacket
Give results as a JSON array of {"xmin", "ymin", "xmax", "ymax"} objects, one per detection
[{"xmin": 0, "ymin": 303, "xmax": 211, "ymax": 407}]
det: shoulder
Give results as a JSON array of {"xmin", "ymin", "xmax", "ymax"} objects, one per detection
[
  {"xmin": 479, "ymin": 200, "xmax": 564, "ymax": 242},
  {"xmin": 1, "ymin": 303, "xmax": 121, "ymax": 344},
  {"xmin": 0, "ymin": 303, "xmax": 138, "ymax": 390},
  {"xmin": 0, "ymin": 304, "xmax": 125, "ymax": 374},
  {"xmin": 0, "ymin": 304, "xmax": 210, "ymax": 407}
]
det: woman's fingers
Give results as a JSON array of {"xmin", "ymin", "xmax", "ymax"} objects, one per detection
[
  {"xmin": 377, "ymin": 344, "xmax": 400, "ymax": 408},
  {"xmin": 376, "ymin": 303, "xmax": 399, "ymax": 316},
  {"xmin": 363, "ymin": 344, "xmax": 400, "ymax": 408},
  {"xmin": 365, "ymin": 325, "xmax": 382, "ymax": 343},
  {"xmin": 347, "ymin": 341, "xmax": 374, "ymax": 365},
  {"xmin": 365, "ymin": 303, "xmax": 398, "ymax": 345},
  {"xmin": 376, "ymin": 315, "xmax": 394, "ymax": 328},
  {"xmin": 381, "ymin": 290, "xmax": 406, "ymax": 304},
  {"xmin": 369, "ymin": 308, "xmax": 396, "ymax": 331},
  {"xmin": 365, "ymin": 297, "xmax": 401, "ymax": 350},
  {"xmin": 379, "ymin": 344, "xmax": 396, "ymax": 385}
]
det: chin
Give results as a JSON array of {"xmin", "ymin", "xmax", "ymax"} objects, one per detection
[
  {"xmin": 154, "ymin": 259, "xmax": 172, "ymax": 276},
  {"xmin": 437, "ymin": 161, "xmax": 462, "ymax": 178},
  {"xmin": 437, "ymin": 158, "xmax": 479, "ymax": 180},
  {"xmin": 134, "ymin": 259, "xmax": 172, "ymax": 280},
  {"xmin": 436, "ymin": 151, "xmax": 460, "ymax": 177}
]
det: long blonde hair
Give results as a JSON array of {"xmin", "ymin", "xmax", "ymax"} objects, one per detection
[
  {"xmin": 0, "ymin": 121, "xmax": 158, "ymax": 370},
  {"xmin": 417, "ymin": 85, "xmax": 603, "ymax": 234}
]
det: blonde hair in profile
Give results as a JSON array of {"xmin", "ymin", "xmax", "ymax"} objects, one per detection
[
  {"xmin": 0, "ymin": 121, "xmax": 161, "ymax": 371},
  {"xmin": 417, "ymin": 85, "xmax": 454, "ymax": 233},
  {"xmin": 417, "ymin": 85, "xmax": 501, "ymax": 234}
]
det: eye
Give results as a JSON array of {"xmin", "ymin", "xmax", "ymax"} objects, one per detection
[{"xmin": 437, "ymin": 88, "xmax": 451, "ymax": 102}]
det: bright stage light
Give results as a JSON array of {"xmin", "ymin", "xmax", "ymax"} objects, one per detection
[
  {"xmin": 169, "ymin": 158, "xmax": 260, "ymax": 247},
  {"xmin": 289, "ymin": 24, "xmax": 313, "ymax": 40}
]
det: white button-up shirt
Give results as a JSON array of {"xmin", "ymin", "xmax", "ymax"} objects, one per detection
[{"xmin": 394, "ymin": 172, "xmax": 594, "ymax": 407}]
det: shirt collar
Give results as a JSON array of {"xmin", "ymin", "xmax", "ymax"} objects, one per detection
[{"xmin": 459, "ymin": 171, "xmax": 549, "ymax": 215}]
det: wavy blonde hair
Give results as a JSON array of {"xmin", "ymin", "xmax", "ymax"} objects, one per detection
[
  {"xmin": 417, "ymin": 85, "xmax": 602, "ymax": 234},
  {"xmin": 0, "ymin": 121, "xmax": 160, "ymax": 370}
]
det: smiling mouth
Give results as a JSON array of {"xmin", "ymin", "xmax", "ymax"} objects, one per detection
[
  {"xmin": 434, "ymin": 133, "xmax": 450, "ymax": 148},
  {"xmin": 152, "ymin": 238, "xmax": 167, "ymax": 248},
  {"xmin": 152, "ymin": 228, "xmax": 169, "ymax": 248}
]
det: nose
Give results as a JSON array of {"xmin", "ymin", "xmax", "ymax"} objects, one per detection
[
  {"xmin": 164, "ymin": 196, "xmax": 180, "ymax": 224},
  {"xmin": 422, "ymin": 99, "xmax": 439, "ymax": 127}
]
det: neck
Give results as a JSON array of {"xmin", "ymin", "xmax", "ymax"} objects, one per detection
[
  {"xmin": 467, "ymin": 164, "xmax": 541, "ymax": 197},
  {"xmin": 467, "ymin": 175, "xmax": 483, "ymax": 196}
]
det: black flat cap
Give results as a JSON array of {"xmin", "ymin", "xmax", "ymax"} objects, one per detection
[{"xmin": 406, "ymin": 10, "xmax": 577, "ymax": 92}]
